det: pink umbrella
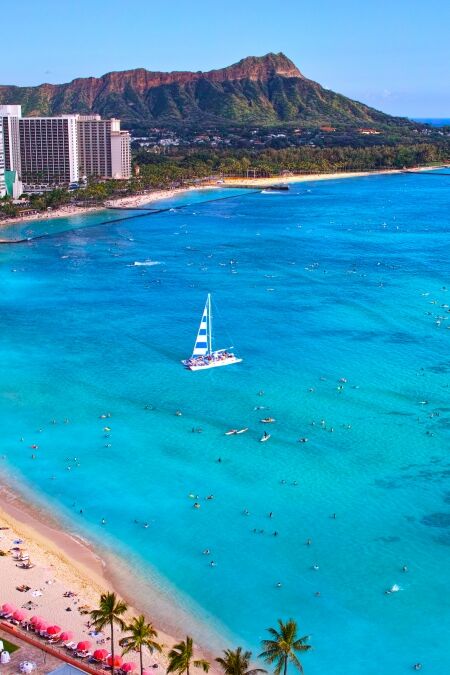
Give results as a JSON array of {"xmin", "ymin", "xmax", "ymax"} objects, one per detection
[
  {"xmin": 47, "ymin": 625, "xmax": 62, "ymax": 635},
  {"xmin": 93, "ymin": 649, "xmax": 109, "ymax": 661},
  {"xmin": 60, "ymin": 631, "xmax": 74, "ymax": 642},
  {"xmin": 36, "ymin": 621, "xmax": 49, "ymax": 631},
  {"xmin": 30, "ymin": 615, "xmax": 44, "ymax": 625},
  {"xmin": 13, "ymin": 609, "xmax": 26, "ymax": 621},
  {"xmin": 77, "ymin": 640, "xmax": 91, "ymax": 651},
  {"xmin": 121, "ymin": 663, "xmax": 136, "ymax": 672},
  {"xmin": 107, "ymin": 655, "xmax": 123, "ymax": 668},
  {"xmin": 2, "ymin": 603, "xmax": 16, "ymax": 614}
]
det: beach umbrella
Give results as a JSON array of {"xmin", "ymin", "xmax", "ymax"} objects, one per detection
[
  {"xmin": 107, "ymin": 655, "xmax": 123, "ymax": 668},
  {"xmin": 30, "ymin": 615, "xmax": 44, "ymax": 625},
  {"xmin": 47, "ymin": 625, "xmax": 61, "ymax": 635},
  {"xmin": 36, "ymin": 621, "xmax": 48, "ymax": 631},
  {"xmin": 121, "ymin": 663, "xmax": 137, "ymax": 672},
  {"xmin": 2, "ymin": 603, "xmax": 16, "ymax": 614},
  {"xmin": 13, "ymin": 609, "xmax": 26, "ymax": 621},
  {"xmin": 93, "ymin": 649, "xmax": 109, "ymax": 661},
  {"xmin": 60, "ymin": 631, "xmax": 73, "ymax": 641},
  {"xmin": 77, "ymin": 640, "xmax": 91, "ymax": 651}
]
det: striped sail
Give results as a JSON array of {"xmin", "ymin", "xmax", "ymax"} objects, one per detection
[{"xmin": 192, "ymin": 296, "xmax": 210, "ymax": 357}]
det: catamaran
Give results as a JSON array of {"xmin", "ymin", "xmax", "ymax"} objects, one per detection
[{"xmin": 182, "ymin": 294, "xmax": 242, "ymax": 371}]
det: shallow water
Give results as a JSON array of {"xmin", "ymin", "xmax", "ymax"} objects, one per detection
[{"xmin": 1, "ymin": 174, "xmax": 450, "ymax": 673}]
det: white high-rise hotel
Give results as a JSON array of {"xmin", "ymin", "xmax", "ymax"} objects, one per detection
[
  {"xmin": 0, "ymin": 105, "xmax": 131, "ymax": 189},
  {"xmin": 0, "ymin": 119, "xmax": 5, "ymax": 197}
]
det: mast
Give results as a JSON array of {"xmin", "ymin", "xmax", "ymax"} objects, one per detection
[{"xmin": 207, "ymin": 293, "xmax": 213, "ymax": 355}]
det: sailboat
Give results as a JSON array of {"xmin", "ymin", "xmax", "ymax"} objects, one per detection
[{"xmin": 182, "ymin": 294, "xmax": 242, "ymax": 371}]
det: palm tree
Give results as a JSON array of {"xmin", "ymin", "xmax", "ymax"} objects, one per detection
[
  {"xmin": 259, "ymin": 619, "xmax": 311, "ymax": 675},
  {"xmin": 167, "ymin": 636, "xmax": 210, "ymax": 675},
  {"xmin": 216, "ymin": 647, "xmax": 267, "ymax": 675},
  {"xmin": 119, "ymin": 615, "xmax": 162, "ymax": 675},
  {"xmin": 90, "ymin": 592, "xmax": 128, "ymax": 675}
]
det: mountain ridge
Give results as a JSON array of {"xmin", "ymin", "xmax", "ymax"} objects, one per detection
[{"xmin": 0, "ymin": 53, "xmax": 411, "ymax": 130}]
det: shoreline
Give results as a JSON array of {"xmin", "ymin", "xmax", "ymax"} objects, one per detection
[
  {"xmin": 221, "ymin": 165, "xmax": 446, "ymax": 187},
  {"xmin": 0, "ymin": 479, "xmax": 221, "ymax": 671},
  {"xmin": 1, "ymin": 165, "xmax": 445, "ymax": 230},
  {"xmin": 0, "ymin": 185, "xmax": 214, "ymax": 230}
]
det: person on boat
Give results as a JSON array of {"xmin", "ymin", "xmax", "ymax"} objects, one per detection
[{"xmin": 263, "ymin": 431, "xmax": 268, "ymax": 438}]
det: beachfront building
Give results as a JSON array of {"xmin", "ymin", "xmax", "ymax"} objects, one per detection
[
  {"xmin": 77, "ymin": 115, "xmax": 131, "ymax": 179},
  {"xmin": 0, "ymin": 119, "xmax": 5, "ymax": 197},
  {"xmin": 111, "ymin": 128, "xmax": 132, "ymax": 179},
  {"xmin": 0, "ymin": 104, "xmax": 22, "ymax": 175},
  {"xmin": 4, "ymin": 170, "xmax": 23, "ymax": 198},
  {"xmin": 0, "ymin": 104, "xmax": 131, "ymax": 188},
  {"xmin": 19, "ymin": 116, "xmax": 79, "ymax": 188}
]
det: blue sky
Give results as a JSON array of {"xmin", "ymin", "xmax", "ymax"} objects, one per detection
[{"xmin": 4, "ymin": 0, "xmax": 450, "ymax": 117}]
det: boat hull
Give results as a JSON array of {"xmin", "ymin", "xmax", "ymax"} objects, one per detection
[{"xmin": 182, "ymin": 357, "xmax": 242, "ymax": 371}]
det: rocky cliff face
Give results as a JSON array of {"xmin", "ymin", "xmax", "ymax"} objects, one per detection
[{"xmin": 0, "ymin": 53, "xmax": 406, "ymax": 129}]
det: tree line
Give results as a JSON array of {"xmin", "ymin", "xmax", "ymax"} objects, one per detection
[
  {"xmin": 1, "ymin": 141, "xmax": 448, "ymax": 219},
  {"xmin": 90, "ymin": 592, "xmax": 312, "ymax": 675}
]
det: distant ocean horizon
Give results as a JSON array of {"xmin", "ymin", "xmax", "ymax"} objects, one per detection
[
  {"xmin": 411, "ymin": 117, "xmax": 450, "ymax": 126},
  {"xmin": 1, "ymin": 170, "xmax": 450, "ymax": 673}
]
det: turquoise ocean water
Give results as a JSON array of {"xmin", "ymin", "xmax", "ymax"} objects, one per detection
[{"xmin": 1, "ymin": 173, "xmax": 450, "ymax": 673}]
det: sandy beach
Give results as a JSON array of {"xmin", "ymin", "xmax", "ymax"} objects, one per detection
[
  {"xmin": 0, "ymin": 186, "xmax": 214, "ymax": 231},
  {"xmin": 0, "ymin": 483, "xmax": 217, "ymax": 673}
]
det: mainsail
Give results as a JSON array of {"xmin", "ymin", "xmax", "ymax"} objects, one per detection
[{"xmin": 191, "ymin": 294, "xmax": 211, "ymax": 357}]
